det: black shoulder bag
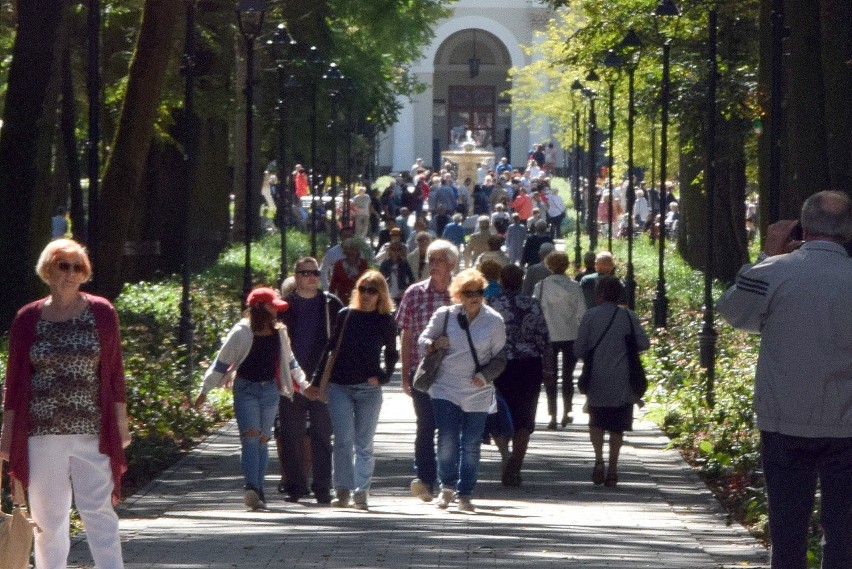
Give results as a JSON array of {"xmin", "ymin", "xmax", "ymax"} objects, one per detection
[
  {"xmin": 624, "ymin": 310, "xmax": 648, "ymax": 398},
  {"xmin": 577, "ymin": 306, "xmax": 618, "ymax": 394}
]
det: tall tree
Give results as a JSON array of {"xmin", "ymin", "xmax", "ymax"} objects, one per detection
[
  {"xmin": 0, "ymin": 0, "xmax": 70, "ymax": 329},
  {"xmin": 94, "ymin": 0, "xmax": 181, "ymax": 299}
]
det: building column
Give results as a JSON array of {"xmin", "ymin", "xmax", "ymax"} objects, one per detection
[{"xmin": 392, "ymin": 94, "xmax": 415, "ymax": 174}]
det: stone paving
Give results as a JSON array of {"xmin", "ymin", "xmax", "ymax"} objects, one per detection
[{"xmin": 69, "ymin": 384, "xmax": 769, "ymax": 569}]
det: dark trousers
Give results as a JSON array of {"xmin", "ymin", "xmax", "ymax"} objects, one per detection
[
  {"xmin": 761, "ymin": 431, "xmax": 852, "ymax": 569},
  {"xmin": 277, "ymin": 392, "xmax": 332, "ymax": 496},
  {"xmin": 545, "ymin": 340, "xmax": 578, "ymax": 417},
  {"xmin": 411, "ymin": 385, "xmax": 437, "ymax": 488},
  {"xmin": 547, "ymin": 212, "xmax": 566, "ymax": 239}
]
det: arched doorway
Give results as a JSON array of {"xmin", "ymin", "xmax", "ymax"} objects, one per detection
[{"xmin": 432, "ymin": 29, "xmax": 512, "ymax": 165}]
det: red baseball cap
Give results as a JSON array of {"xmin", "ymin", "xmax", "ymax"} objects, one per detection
[{"xmin": 246, "ymin": 287, "xmax": 289, "ymax": 312}]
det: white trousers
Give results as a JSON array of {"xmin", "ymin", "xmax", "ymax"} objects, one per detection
[{"xmin": 28, "ymin": 434, "xmax": 124, "ymax": 569}]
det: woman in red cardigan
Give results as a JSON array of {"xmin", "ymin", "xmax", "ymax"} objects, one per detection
[{"xmin": 0, "ymin": 239, "xmax": 130, "ymax": 569}]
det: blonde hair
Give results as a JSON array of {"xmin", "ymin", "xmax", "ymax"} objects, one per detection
[
  {"xmin": 449, "ymin": 268, "xmax": 488, "ymax": 303},
  {"xmin": 35, "ymin": 238, "xmax": 93, "ymax": 284},
  {"xmin": 350, "ymin": 270, "xmax": 394, "ymax": 314}
]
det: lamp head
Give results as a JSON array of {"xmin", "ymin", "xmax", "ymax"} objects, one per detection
[
  {"xmin": 570, "ymin": 78, "xmax": 584, "ymax": 91},
  {"xmin": 585, "ymin": 69, "xmax": 600, "ymax": 82},
  {"xmin": 236, "ymin": 0, "xmax": 267, "ymax": 38},
  {"xmin": 654, "ymin": 0, "xmax": 681, "ymax": 17}
]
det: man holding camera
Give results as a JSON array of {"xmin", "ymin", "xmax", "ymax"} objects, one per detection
[{"xmin": 717, "ymin": 190, "xmax": 852, "ymax": 569}]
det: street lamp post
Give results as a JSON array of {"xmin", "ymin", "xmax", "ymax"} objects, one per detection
[
  {"xmin": 571, "ymin": 79, "xmax": 585, "ymax": 268},
  {"xmin": 602, "ymin": 49, "xmax": 623, "ymax": 253},
  {"xmin": 324, "ymin": 63, "xmax": 344, "ymax": 247},
  {"xmin": 306, "ymin": 46, "xmax": 323, "ymax": 257},
  {"xmin": 341, "ymin": 77, "xmax": 356, "ymax": 229},
  {"xmin": 617, "ymin": 29, "xmax": 642, "ymax": 309},
  {"xmin": 653, "ymin": 0, "xmax": 680, "ymax": 328},
  {"xmin": 583, "ymin": 70, "xmax": 600, "ymax": 251},
  {"xmin": 700, "ymin": 9, "xmax": 719, "ymax": 407},
  {"xmin": 178, "ymin": 0, "xmax": 200, "ymax": 356},
  {"xmin": 236, "ymin": 0, "xmax": 267, "ymax": 305},
  {"xmin": 268, "ymin": 23, "xmax": 295, "ymax": 284}
]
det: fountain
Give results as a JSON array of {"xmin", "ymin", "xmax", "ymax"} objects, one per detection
[{"xmin": 441, "ymin": 130, "xmax": 495, "ymax": 184}]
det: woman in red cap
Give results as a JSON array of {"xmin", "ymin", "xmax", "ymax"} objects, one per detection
[{"xmin": 195, "ymin": 287, "xmax": 306, "ymax": 510}]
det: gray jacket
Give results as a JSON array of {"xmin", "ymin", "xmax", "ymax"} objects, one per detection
[{"xmin": 717, "ymin": 241, "xmax": 852, "ymax": 438}]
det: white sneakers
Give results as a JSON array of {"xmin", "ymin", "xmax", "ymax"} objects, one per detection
[{"xmin": 410, "ymin": 478, "xmax": 434, "ymax": 502}]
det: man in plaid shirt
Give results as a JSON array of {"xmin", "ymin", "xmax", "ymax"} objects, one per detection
[{"xmin": 396, "ymin": 239, "xmax": 459, "ymax": 502}]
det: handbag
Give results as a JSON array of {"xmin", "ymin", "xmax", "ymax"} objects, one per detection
[
  {"xmin": 0, "ymin": 469, "xmax": 37, "ymax": 569},
  {"xmin": 577, "ymin": 306, "xmax": 619, "ymax": 395},
  {"xmin": 317, "ymin": 309, "xmax": 352, "ymax": 403},
  {"xmin": 413, "ymin": 311, "xmax": 450, "ymax": 393},
  {"xmin": 625, "ymin": 312, "xmax": 648, "ymax": 398}
]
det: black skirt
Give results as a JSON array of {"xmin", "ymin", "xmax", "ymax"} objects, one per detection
[
  {"xmin": 588, "ymin": 404, "xmax": 633, "ymax": 433},
  {"xmin": 494, "ymin": 357, "xmax": 543, "ymax": 433}
]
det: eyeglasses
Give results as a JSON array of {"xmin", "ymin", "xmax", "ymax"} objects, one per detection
[
  {"xmin": 296, "ymin": 269, "xmax": 320, "ymax": 277},
  {"xmin": 56, "ymin": 260, "xmax": 86, "ymax": 274},
  {"xmin": 461, "ymin": 289, "xmax": 485, "ymax": 298},
  {"xmin": 357, "ymin": 285, "xmax": 380, "ymax": 295}
]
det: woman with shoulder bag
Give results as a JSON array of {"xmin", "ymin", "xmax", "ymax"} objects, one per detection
[
  {"xmin": 304, "ymin": 271, "xmax": 398, "ymax": 511},
  {"xmin": 418, "ymin": 269, "xmax": 506, "ymax": 513},
  {"xmin": 573, "ymin": 276, "xmax": 649, "ymax": 487}
]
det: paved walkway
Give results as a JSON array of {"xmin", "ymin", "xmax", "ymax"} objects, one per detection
[{"xmin": 69, "ymin": 385, "xmax": 768, "ymax": 569}]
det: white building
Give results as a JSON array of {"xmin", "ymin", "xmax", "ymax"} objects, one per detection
[{"xmin": 378, "ymin": 0, "xmax": 554, "ymax": 175}]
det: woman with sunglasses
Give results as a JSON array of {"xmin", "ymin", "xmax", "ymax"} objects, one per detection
[
  {"xmin": 419, "ymin": 268, "xmax": 506, "ymax": 513},
  {"xmin": 305, "ymin": 271, "xmax": 398, "ymax": 511},
  {"xmin": 1, "ymin": 239, "xmax": 130, "ymax": 568}
]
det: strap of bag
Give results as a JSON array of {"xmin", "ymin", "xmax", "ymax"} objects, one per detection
[
  {"xmin": 459, "ymin": 312, "xmax": 482, "ymax": 372},
  {"xmin": 318, "ymin": 309, "xmax": 352, "ymax": 398},
  {"xmin": 591, "ymin": 305, "xmax": 619, "ymax": 353}
]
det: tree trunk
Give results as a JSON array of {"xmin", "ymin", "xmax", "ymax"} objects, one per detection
[
  {"xmin": 0, "ymin": 0, "xmax": 69, "ymax": 328},
  {"xmin": 820, "ymin": 0, "xmax": 852, "ymax": 192},
  {"xmin": 61, "ymin": 45, "xmax": 87, "ymax": 244},
  {"xmin": 94, "ymin": 0, "xmax": 181, "ymax": 299}
]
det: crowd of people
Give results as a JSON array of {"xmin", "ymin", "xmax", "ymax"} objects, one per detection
[{"xmin": 4, "ymin": 150, "xmax": 847, "ymax": 568}]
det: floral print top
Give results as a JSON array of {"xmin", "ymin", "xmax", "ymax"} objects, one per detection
[{"xmin": 488, "ymin": 292, "xmax": 551, "ymax": 361}]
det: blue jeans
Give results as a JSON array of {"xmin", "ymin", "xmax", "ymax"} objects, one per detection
[
  {"xmin": 412, "ymin": 386, "xmax": 437, "ymax": 487},
  {"xmin": 233, "ymin": 377, "xmax": 280, "ymax": 494},
  {"xmin": 327, "ymin": 382, "xmax": 383, "ymax": 492},
  {"xmin": 761, "ymin": 431, "xmax": 852, "ymax": 569},
  {"xmin": 432, "ymin": 398, "xmax": 488, "ymax": 497}
]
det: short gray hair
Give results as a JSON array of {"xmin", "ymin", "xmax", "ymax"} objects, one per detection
[
  {"xmin": 426, "ymin": 239, "xmax": 459, "ymax": 266},
  {"xmin": 534, "ymin": 218, "xmax": 548, "ymax": 232},
  {"xmin": 800, "ymin": 190, "xmax": 852, "ymax": 242},
  {"xmin": 538, "ymin": 242, "xmax": 555, "ymax": 260}
]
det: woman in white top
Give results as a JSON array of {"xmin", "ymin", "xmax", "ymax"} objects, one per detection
[
  {"xmin": 534, "ymin": 252, "xmax": 587, "ymax": 429},
  {"xmin": 419, "ymin": 269, "xmax": 506, "ymax": 512}
]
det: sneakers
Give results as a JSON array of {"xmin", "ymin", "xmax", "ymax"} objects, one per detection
[
  {"xmin": 330, "ymin": 488, "xmax": 351, "ymax": 508},
  {"xmin": 352, "ymin": 490, "xmax": 369, "ymax": 511},
  {"xmin": 561, "ymin": 413, "xmax": 573, "ymax": 427},
  {"xmin": 410, "ymin": 478, "xmax": 433, "ymax": 502},
  {"xmin": 435, "ymin": 488, "xmax": 455, "ymax": 509},
  {"xmin": 243, "ymin": 485, "xmax": 266, "ymax": 510},
  {"xmin": 456, "ymin": 496, "xmax": 475, "ymax": 513}
]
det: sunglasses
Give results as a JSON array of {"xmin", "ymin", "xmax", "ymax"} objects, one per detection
[
  {"xmin": 56, "ymin": 260, "xmax": 86, "ymax": 274},
  {"xmin": 357, "ymin": 285, "xmax": 380, "ymax": 295},
  {"xmin": 296, "ymin": 269, "xmax": 321, "ymax": 277},
  {"xmin": 461, "ymin": 289, "xmax": 485, "ymax": 298}
]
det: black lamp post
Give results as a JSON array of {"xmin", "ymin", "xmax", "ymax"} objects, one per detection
[
  {"xmin": 570, "ymin": 78, "xmax": 584, "ymax": 268},
  {"xmin": 653, "ymin": 0, "xmax": 680, "ymax": 328},
  {"xmin": 767, "ymin": 0, "xmax": 784, "ymax": 224},
  {"xmin": 341, "ymin": 77, "xmax": 356, "ymax": 229},
  {"xmin": 306, "ymin": 46, "xmax": 323, "ymax": 257},
  {"xmin": 178, "ymin": 0, "xmax": 200, "ymax": 355},
  {"xmin": 87, "ymin": 0, "xmax": 101, "ymax": 288},
  {"xmin": 602, "ymin": 49, "xmax": 623, "ymax": 253},
  {"xmin": 700, "ymin": 9, "xmax": 719, "ymax": 408},
  {"xmin": 583, "ymin": 70, "xmax": 599, "ymax": 251},
  {"xmin": 618, "ymin": 28, "xmax": 642, "ymax": 309},
  {"xmin": 324, "ymin": 63, "xmax": 344, "ymax": 247},
  {"xmin": 236, "ymin": 0, "xmax": 267, "ymax": 305},
  {"xmin": 268, "ymin": 23, "xmax": 295, "ymax": 284}
]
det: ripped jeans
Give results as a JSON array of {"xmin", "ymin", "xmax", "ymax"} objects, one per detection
[{"xmin": 233, "ymin": 377, "xmax": 280, "ymax": 493}]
